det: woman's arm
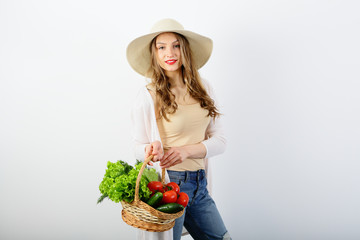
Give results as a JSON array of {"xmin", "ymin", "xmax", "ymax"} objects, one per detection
[
  {"xmin": 132, "ymin": 87, "xmax": 165, "ymax": 164},
  {"xmin": 131, "ymin": 100, "xmax": 149, "ymax": 161},
  {"xmin": 159, "ymin": 143, "xmax": 207, "ymax": 168},
  {"xmin": 159, "ymin": 118, "xmax": 226, "ymax": 169},
  {"xmin": 201, "ymin": 79, "xmax": 227, "ymax": 158},
  {"xmin": 131, "ymin": 87, "xmax": 158, "ymax": 161}
]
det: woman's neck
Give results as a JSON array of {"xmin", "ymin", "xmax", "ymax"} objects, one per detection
[
  {"xmin": 166, "ymin": 70, "xmax": 184, "ymax": 88},
  {"xmin": 163, "ymin": 69, "xmax": 198, "ymax": 105}
]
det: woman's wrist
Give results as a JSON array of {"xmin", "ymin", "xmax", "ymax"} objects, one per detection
[{"xmin": 182, "ymin": 143, "xmax": 206, "ymax": 159}]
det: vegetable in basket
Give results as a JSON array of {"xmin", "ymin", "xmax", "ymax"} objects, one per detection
[
  {"xmin": 97, "ymin": 160, "xmax": 159, "ymax": 204},
  {"xmin": 145, "ymin": 181, "xmax": 189, "ymax": 213},
  {"xmin": 156, "ymin": 203, "xmax": 184, "ymax": 213},
  {"xmin": 147, "ymin": 192, "xmax": 163, "ymax": 207}
]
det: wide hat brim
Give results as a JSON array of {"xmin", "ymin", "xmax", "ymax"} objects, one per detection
[{"xmin": 126, "ymin": 19, "xmax": 213, "ymax": 77}]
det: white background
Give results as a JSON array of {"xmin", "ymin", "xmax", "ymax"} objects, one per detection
[{"xmin": 1, "ymin": 0, "xmax": 359, "ymax": 239}]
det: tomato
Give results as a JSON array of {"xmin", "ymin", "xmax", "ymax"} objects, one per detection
[
  {"xmin": 166, "ymin": 182, "xmax": 180, "ymax": 195},
  {"xmin": 176, "ymin": 192, "xmax": 189, "ymax": 207},
  {"xmin": 162, "ymin": 190, "xmax": 177, "ymax": 203},
  {"xmin": 147, "ymin": 181, "xmax": 164, "ymax": 194}
]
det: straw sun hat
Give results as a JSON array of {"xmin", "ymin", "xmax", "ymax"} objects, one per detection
[{"xmin": 126, "ymin": 18, "xmax": 213, "ymax": 77}]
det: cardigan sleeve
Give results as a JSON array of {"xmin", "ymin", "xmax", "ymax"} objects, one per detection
[
  {"xmin": 131, "ymin": 86, "xmax": 163, "ymax": 161},
  {"xmin": 131, "ymin": 88, "xmax": 150, "ymax": 161},
  {"xmin": 201, "ymin": 79, "xmax": 227, "ymax": 158}
]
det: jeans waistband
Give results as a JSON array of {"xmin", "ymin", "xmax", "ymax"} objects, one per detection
[{"xmin": 167, "ymin": 169, "xmax": 206, "ymax": 181}]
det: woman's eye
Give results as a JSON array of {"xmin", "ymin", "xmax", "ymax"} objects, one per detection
[
  {"xmin": 174, "ymin": 44, "xmax": 180, "ymax": 48},
  {"xmin": 158, "ymin": 46, "xmax": 165, "ymax": 50}
]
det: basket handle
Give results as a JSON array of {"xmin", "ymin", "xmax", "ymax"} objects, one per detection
[{"xmin": 134, "ymin": 155, "xmax": 166, "ymax": 203}]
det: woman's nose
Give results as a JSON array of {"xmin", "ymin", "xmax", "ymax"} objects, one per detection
[{"xmin": 166, "ymin": 47, "xmax": 174, "ymax": 57}]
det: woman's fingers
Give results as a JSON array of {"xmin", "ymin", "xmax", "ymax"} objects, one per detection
[
  {"xmin": 161, "ymin": 158, "xmax": 182, "ymax": 168},
  {"xmin": 160, "ymin": 151, "xmax": 175, "ymax": 167},
  {"xmin": 145, "ymin": 141, "xmax": 164, "ymax": 164},
  {"xmin": 152, "ymin": 141, "xmax": 164, "ymax": 161},
  {"xmin": 145, "ymin": 144, "xmax": 152, "ymax": 158},
  {"xmin": 160, "ymin": 147, "xmax": 185, "ymax": 168},
  {"xmin": 145, "ymin": 145, "xmax": 153, "ymax": 165}
]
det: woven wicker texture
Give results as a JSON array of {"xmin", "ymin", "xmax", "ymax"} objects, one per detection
[
  {"xmin": 122, "ymin": 209, "xmax": 175, "ymax": 232},
  {"xmin": 121, "ymin": 155, "xmax": 185, "ymax": 232}
]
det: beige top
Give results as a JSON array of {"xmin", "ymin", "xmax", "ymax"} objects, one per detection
[{"xmin": 156, "ymin": 102, "xmax": 211, "ymax": 171}]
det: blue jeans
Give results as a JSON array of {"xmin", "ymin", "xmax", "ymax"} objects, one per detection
[{"xmin": 167, "ymin": 170, "xmax": 231, "ymax": 240}]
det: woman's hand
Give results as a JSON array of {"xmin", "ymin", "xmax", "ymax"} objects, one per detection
[
  {"xmin": 160, "ymin": 143, "xmax": 207, "ymax": 168},
  {"xmin": 160, "ymin": 146, "xmax": 189, "ymax": 169},
  {"xmin": 145, "ymin": 141, "xmax": 164, "ymax": 166}
]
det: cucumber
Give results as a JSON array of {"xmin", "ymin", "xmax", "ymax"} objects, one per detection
[
  {"xmin": 156, "ymin": 203, "xmax": 184, "ymax": 213},
  {"xmin": 147, "ymin": 192, "xmax": 163, "ymax": 207}
]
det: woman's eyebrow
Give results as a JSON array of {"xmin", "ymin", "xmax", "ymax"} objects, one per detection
[{"xmin": 156, "ymin": 40, "xmax": 179, "ymax": 45}]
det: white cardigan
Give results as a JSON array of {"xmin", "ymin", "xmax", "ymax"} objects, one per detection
[{"xmin": 131, "ymin": 79, "xmax": 226, "ymax": 240}]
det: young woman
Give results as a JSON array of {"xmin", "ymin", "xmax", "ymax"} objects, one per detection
[{"xmin": 127, "ymin": 19, "xmax": 231, "ymax": 240}]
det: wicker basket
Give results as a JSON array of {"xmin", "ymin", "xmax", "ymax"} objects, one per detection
[{"xmin": 121, "ymin": 155, "xmax": 185, "ymax": 232}]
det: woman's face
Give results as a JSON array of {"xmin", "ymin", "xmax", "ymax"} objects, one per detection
[{"xmin": 155, "ymin": 32, "xmax": 182, "ymax": 74}]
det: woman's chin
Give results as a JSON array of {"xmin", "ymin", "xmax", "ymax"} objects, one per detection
[{"xmin": 163, "ymin": 67, "xmax": 182, "ymax": 76}]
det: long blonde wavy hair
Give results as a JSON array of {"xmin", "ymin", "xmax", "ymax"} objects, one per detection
[{"xmin": 147, "ymin": 32, "xmax": 220, "ymax": 121}]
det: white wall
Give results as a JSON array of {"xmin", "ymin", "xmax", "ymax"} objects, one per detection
[{"xmin": 1, "ymin": 0, "xmax": 359, "ymax": 239}]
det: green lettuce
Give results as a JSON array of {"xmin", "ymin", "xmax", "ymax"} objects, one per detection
[
  {"xmin": 97, "ymin": 160, "xmax": 159, "ymax": 204},
  {"xmin": 137, "ymin": 163, "xmax": 159, "ymax": 183}
]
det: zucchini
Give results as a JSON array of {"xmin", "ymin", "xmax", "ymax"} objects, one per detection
[
  {"xmin": 156, "ymin": 203, "xmax": 184, "ymax": 213},
  {"xmin": 147, "ymin": 192, "xmax": 163, "ymax": 207}
]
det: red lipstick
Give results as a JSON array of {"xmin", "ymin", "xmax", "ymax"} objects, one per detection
[{"xmin": 165, "ymin": 59, "xmax": 177, "ymax": 65}]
